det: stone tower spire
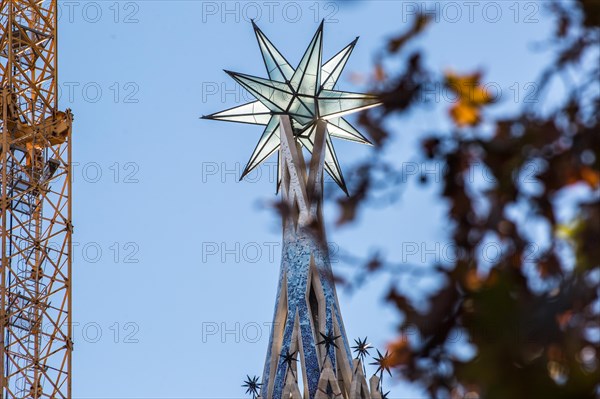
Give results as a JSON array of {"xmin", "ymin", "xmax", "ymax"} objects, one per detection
[{"xmin": 203, "ymin": 21, "xmax": 383, "ymax": 399}]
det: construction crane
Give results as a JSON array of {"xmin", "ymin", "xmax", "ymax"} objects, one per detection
[{"xmin": 0, "ymin": 1, "xmax": 73, "ymax": 398}]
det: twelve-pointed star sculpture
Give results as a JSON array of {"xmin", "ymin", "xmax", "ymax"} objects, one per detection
[
  {"xmin": 202, "ymin": 20, "xmax": 381, "ymax": 194},
  {"xmin": 352, "ymin": 336, "xmax": 372, "ymax": 361},
  {"xmin": 317, "ymin": 330, "xmax": 341, "ymax": 352},
  {"xmin": 370, "ymin": 349, "xmax": 393, "ymax": 379},
  {"xmin": 241, "ymin": 375, "xmax": 261, "ymax": 399},
  {"xmin": 280, "ymin": 349, "xmax": 298, "ymax": 368}
]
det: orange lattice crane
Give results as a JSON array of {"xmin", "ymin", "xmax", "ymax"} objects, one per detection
[{"xmin": 0, "ymin": 1, "xmax": 73, "ymax": 397}]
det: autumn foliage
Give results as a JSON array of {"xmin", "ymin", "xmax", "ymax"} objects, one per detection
[{"xmin": 339, "ymin": 2, "xmax": 599, "ymax": 398}]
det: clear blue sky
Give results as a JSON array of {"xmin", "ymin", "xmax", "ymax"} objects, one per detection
[{"xmin": 60, "ymin": 1, "xmax": 553, "ymax": 397}]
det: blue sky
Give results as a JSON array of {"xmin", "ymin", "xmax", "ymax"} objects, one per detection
[{"xmin": 60, "ymin": 1, "xmax": 554, "ymax": 397}]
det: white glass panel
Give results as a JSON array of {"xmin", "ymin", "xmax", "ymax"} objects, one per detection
[
  {"xmin": 290, "ymin": 26, "xmax": 322, "ymax": 95},
  {"xmin": 327, "ymin": 117, "xmax": 370, "ymax": 143},
  {"xmin": 321, "ymin": 39, "xmax": 356, "ymax": 90},
  {"xmin": 230, "ymin": 72, "xmax": 294, "ymax": 112},
  {"xmin": 209, "ymin": 101, "xmax": 271, "ymax": 125},
  {"xmin": 255, "ymin": 26, "xmax": 294, "ymax": 82},
  {"xmin": 242, "ymin": 117, "xmax": 281, "ymax": 177},
  {"xmin": 318, "ymin": 90, "xmax": 380, "ymax": 119}
]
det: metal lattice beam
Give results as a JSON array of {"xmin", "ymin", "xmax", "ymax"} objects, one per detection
[{"xmin": 0, "ymin": 1, "xmax": 72, "ymax": 398}]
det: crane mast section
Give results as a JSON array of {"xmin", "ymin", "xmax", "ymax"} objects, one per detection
[{"xmin": 0, "ymin": 1, "xmax": 72, "ymax": 398}]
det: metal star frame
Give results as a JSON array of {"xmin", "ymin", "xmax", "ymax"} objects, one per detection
[
  {"xmin": 242, "ymin": 375, "xmax": 262, "ymax": 399},
  {"xmin": 317, "ymin": 330, "xmax": 341, "ymax": 353},
  {"xmin": 202, "ymin": 20, "xmax": 381, "ymax": 194},
  {"xmin": 280, "ymin": 349, "xmax": 298, "ymax": 369},
  {"xmin": 279, "ymin": 349, "xmax": 299, "ymax": 381},
  {"xmin": 352, "ymin": 336, "xmax": 372, "ymax": 361},
  {"xmin": 370, "ymin": 349, "xmax": 393, "ymax": 380}
]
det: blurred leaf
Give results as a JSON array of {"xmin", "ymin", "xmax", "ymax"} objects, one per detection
[
  {"xmin": 388, "ymin": 14, "xmax": 432, "ymax": 53},
  {"xmin": 578, "ymin": 0, "xmax": 600, "ymax": 28},
  {"xmin": 445, "ymin": 71, "xmax": 494, "ymax": 127},
  {"xmin": 580, "ymin": 166, "xmax": 600, "ymax": 188},
  {"xmin": 387, "ymin": 337, "xmax": 411, "ymax": 367},
  {"xmin": 347, "ymin": 5, "xmax": 599, "ymax": 398},
  {"xmin": 449, "ymin": 102, "xmax": 481, "ymax": 127},
  {"xmin": 374, "ymin": 64, "xmax": 386, "ymax": 82}
]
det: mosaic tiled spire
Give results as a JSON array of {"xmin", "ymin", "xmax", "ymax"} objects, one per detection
[{"xmin": 203, "ymin": 21, "xmax": 382, "ymax": 398}]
